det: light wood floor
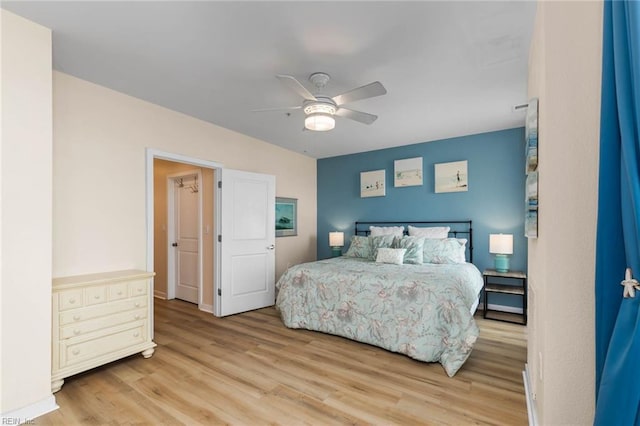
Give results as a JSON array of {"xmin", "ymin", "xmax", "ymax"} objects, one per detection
[{"xmin": 40, "ymin": 299, "xmax": 527, "ymax": 425}]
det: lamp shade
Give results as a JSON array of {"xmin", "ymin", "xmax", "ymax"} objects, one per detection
[
  {"xmin": 329, "ymin": 231, "xmax": 344, "ymax": 247},
  {"xmin": 489, "ymin": 234, "xmax": 513, "ymax": 255}
]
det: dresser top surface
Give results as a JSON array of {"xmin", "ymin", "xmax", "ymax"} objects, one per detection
[{"xmin": 53, "ymin": 269, "xmax": 155, "ymax": 289}]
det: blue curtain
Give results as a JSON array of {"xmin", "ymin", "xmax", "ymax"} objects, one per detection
[{"xmin": 595, "ymin": 0, "xmax": 640, "ymax": 424}]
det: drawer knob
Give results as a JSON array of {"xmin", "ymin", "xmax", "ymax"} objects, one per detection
[
  {"xmin": 134, "ymin": 302, "xmax": 141, "ymax": 307},
  {"xmin": 73, "ymin": 315, "xmax": 81, "ymax": 321},
  {"xmin": 134, "ymin": 315, "xmax": 141, "ymax": 320},
  {"xmin": 137, "ymin": 288, "xmax": 143, "ymax": 293},
  {"xmin": 73, "ymin": 329, "xmax": 81, "ymax": 335},
  {"xmin": 133, "ymin": 332, "xmax": 140, "ymax": 337},
  {"xmin": 69, "ymin": 298, "xmax": 76, "ymax": 304},
  {"xmin": 117, "ymin": 291, "xmax": 123, "ymax": 295},
  {"xmin": 94, "ymin": 295, "xmax": 101, "ymax": 299},
  {"xmin": 72, "ymin": 349, "xmax": 80, "ymax": 355}
]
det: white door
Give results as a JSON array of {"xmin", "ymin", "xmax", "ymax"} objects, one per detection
[
  {"xmin": 218, "ymin": 169, "xmax": 275, "ymax": 316},
  {"xmin": 173, "ymin": 174, "xmax": 199, "ymax": 304}
]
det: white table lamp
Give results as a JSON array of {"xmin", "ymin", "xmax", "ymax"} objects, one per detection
[
  {"xmin": 329, "ymin": 231, "xmax": 344, "ymax": 257},
  {"xmin": 489, "ymin": 234, "xmax": 513, "ymax": 272}
]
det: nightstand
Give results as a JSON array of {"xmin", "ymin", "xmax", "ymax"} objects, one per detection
[{"xmin": 483, "ymin": 269, "xmax": 527, "ymax": 325}]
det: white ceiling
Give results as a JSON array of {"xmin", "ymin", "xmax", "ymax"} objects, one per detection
[{"xmin": 4, "ymin": 1, "xmax": 536, "ymax": 159}]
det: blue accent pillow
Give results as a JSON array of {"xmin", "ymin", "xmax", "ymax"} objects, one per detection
[
  {"xmin": 423, "ymin": 238, "xmax": 467, "ymax": 264},
  {"xmin": 369, "ymin": 235, "xmax": 396, "ymax": 260},
  {"xmin": 393, "ymin": 236, "xmax": 425, "ymax": 264},
  {"xmin": 343, "ymin": 235, "xmax": 371, "ymax": 259}
]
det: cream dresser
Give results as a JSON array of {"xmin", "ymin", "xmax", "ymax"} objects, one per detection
[{"xmin": 51, "ymin": 270, "xmax": 156, "ymax": 392}]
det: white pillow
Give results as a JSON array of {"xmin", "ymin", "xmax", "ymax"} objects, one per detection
[
  {"xmin": 408, "ymin": 225, "xmax": 450, "ymax": 239},
  {"xmin": 369, "ymin": 225, "xmax": 405, "ymax": 237},
  {"xmin": 375, "ymin": 248, "xmax": 406, "ymax": 265}
]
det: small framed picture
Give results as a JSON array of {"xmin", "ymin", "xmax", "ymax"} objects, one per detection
[
  {"xmin": 525, "ymin": 98, "xmax": 539, "ymax": 173},
  {"xmin": 435, "ymin": 160, "xmax": 468, "ymax": 193},
  {"xmin": 526, "ymin": 97, "xmax": 539, "ymax": 239},
  {"xmin": 394, "ymin": 157, "xmax": 423, "ymax": 187},
  {"xmin": 275, "ymin": 197, "xmax": 297, "ymax": 237},
  {"xmin": 526, "ymin": 210, "xmax": 538, "ymax": 238},
  {"xmin": 360, "ymin": 169, "xmax": 386, "ymax": 198},
  {"xmin": 526, "ymin": 172, "xmax": 538, "ymax": 209}
]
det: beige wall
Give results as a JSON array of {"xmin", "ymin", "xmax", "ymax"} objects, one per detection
[
  {"xmin": 53, "ymin": 71, "xmax": 316, "ymax": 281},
  {"xmin": 527, "ymin": 1, "xmax": 602, "ymax": 424},
  {"xmin": 153, "ymin": 159, "xmax": 215, "ymax": 308},
  {"xmin": 0, "ymin": 13, "xmax": 315, "ymax": 416},
  {"xmin": 0, "ymin": 10, "xmax": 55, "ymax": 416}
]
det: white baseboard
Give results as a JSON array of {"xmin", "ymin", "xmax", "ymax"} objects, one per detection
[
  {"xmin": 484, "ymin": 303, "xmax": 524, "ymax": 315},
  {"xmin": 1, "ymin": 395, "xmax": 58, "ymax": 424},
  {"xmin": 199, "ymin": 303, "xmax": 213, "ymax": 313},
  {"xmin": 154, "ymin": 291, "xmax": 167, "ymax": 299},
  {"xmin": 523, "ymin": 364, "xmax": 538, "ymax": 426}
]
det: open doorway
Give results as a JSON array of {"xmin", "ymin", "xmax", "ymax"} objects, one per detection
[
  {"xmin": 149, "ymin": 153, "xmax": 221, "ymax": 313},
  {"xmin": 146, "ymin": 148, "xmax": 276, "ymax": 319}
]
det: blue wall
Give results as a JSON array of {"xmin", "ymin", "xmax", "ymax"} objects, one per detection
[{"xmin": 317, "ymin": 127, "xmax": 527, "ymax": 283}]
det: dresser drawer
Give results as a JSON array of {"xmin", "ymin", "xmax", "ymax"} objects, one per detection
[
  {"xmin": 108, "ymin": 282, "xmax": 129, "ymax": 301},
  {"xmin": 60, "ymin": 324, "xmax": 147, "ymax": 368},
  {"xmin": 58, "ymin": 289, "xmax": 84, "ymax": 311},
  {"xmin": 128, "ymin": 280, "xmax": 148, "ymax": 297},
  {"xmin": 59, "ymin": 296, "xmax": 147, "ymax": 325},
  {"xmin": 60, "ymin": 308, "xmax": 147, "ymax": 339},
  {"xmin": 85, "ymin": 285, "xmax": 107, "ymax": 306}
]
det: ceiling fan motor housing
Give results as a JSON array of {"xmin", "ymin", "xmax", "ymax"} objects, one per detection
[{"xmin": 309, "ymin": 72, "xmax": 331, "ymax": 90}]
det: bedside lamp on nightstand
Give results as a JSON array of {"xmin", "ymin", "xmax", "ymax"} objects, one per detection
[
  {"xmin": 329, "ymin": 231, "xmax": 344, "ymax": 257},
  {"xmin": 489, "ymin": 234, "xmax": 513, "ymax": 272}
]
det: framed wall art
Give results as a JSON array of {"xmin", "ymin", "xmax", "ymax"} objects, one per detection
[
  {"xmin": 275, "ymin": 197, "xmax": 297, "ymax": 237},
  {"xmin": 394, "ymin": 157, "xmax": 423, "ymax": 187},
  {"xmin": 525, "ymin": 98, "xmax": 539, "ymax": 238},
  {"xmin": 435, "ymin": 160, "xmax": 468, "ymax": 193},
  {"xmin": 526, "ymin": 211, "xmax": 538, "ymax": 239},
  {"xmin": 360, "ymin": 170, "xmax": 386, "ymax": 198},
  {"xmin": 526, "ymin": 98, "xmax": 539, "ymax": 173}
]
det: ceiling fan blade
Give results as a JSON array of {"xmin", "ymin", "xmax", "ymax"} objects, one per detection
[
  {"xmin": 335, "ymin": 107, "xmax": 378, "ymax": 125},
  {"xmin": 332, "ymin": 81, "xmax": 387, "ymax": 106},
  {"xmin": 251, "ymin": 106, "xmax": 301, "ymax": 113},
  {"xmin": 276, "ymin": 75, "xmax": 317, "ymax": 101}
]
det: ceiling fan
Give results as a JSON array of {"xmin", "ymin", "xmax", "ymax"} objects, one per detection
[{"xmin": 253, "ymin": 72, "xmax": 387, "ymax": 132}]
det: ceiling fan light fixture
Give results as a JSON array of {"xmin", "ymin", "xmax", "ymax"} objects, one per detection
[
  {"xmin": 305, "ymin": 112, "xmax": 335, "ymax": 131},
  {"xmin": 304, "ymin": 101, "xmax": 336, "ymax": 131}
]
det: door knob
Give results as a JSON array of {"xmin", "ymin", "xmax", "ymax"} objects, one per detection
[
  {"xmin": 267, "ymin": 244, "xmax": 275, "ymax": 250},
  {"xmin": 172, "ymin": 242, "xmax": 178, "ymax": 247}
]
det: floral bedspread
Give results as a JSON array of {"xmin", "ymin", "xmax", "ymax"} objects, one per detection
[{"xmin": 275, "ymin": 257, "xmax": 484, "ymax": 376}]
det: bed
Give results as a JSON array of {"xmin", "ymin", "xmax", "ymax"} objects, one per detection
[{"xmin": 275, "ymin": 220, "xmax": 483, "ymax": 377}]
